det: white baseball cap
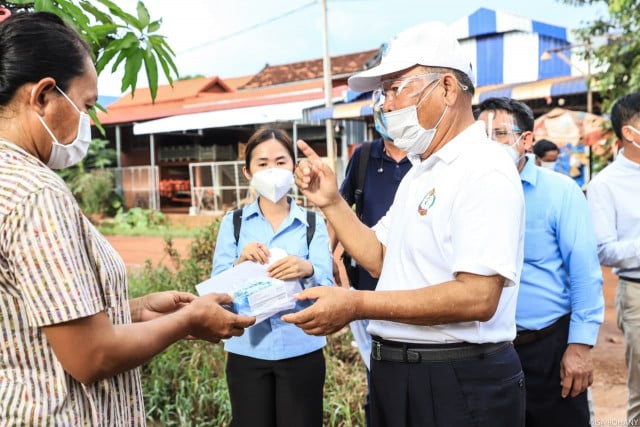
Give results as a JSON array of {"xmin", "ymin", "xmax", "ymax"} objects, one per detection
[{"xmin": 348, "ymin": 21, "xmax": 474, "ymax": 93}]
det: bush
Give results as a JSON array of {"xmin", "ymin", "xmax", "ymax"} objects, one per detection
[{"xmin": 129, "ymin": 220, "xmax": 367, "ymax": 426}]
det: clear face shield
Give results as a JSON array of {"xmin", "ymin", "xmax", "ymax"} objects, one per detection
[
  {"xmin": 372, "ymin": 73, "xmax": 442, "ymax": 111},
  {"xmin": 487, "ymin": 118, "xmax": 523, "ymax": 145}
]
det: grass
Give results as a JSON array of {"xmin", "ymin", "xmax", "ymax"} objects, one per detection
[
  {"xmin": 127, "ymin": 225, "xmax": 368, "ymax": 426},
  {"xmin": 97, "ymin": 221, "xmax": 202, "ymax": 238}
]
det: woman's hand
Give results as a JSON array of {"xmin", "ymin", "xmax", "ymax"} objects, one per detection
[
  {"xmin": 236, "ymin": 242, "xmax": 271, "ymax": 265},
  {"xmin": 267, "ymin": 255, "xmax": 313, "ymax": 280}
]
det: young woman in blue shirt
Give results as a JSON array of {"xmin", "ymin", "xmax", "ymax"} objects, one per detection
[{"xmin": 212, "ymin": 127, "xmax": 333, "ymax": 427}]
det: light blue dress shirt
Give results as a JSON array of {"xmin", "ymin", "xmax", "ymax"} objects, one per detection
[
  {"xmin": 212, "ymin": 198, "xmax": 333, "ymax": 360},
  {"xmin": 518, "ymin": 158, "xmax": 604, "ymax": 346}
]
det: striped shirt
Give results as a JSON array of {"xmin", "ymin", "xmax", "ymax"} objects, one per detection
[{"xmin": 0, "ymin": 140, "xmax": 145, "ymax": 425}]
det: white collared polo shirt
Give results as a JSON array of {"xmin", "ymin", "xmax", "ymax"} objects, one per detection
[{"xmin": 368, "ymin": 121, "xmax": 525, "ymax": 344}]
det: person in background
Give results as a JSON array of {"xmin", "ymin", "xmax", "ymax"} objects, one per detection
[
  {"xmin": 533, "ymin": 138, "xmax": 560, "ymax": 170},
  {"xmin": 0, "ymin": 12, "xmax": 255, "ymax": 425},
  {"xmin": 212, "ymin": 127, "xmax": 334, "ymax": 427},
  {"xmin": 283, "ymin": 22, "xmax": 526, "ymax": 427},
  {"xmin": 587, "ymin": 93, "xmax": 640, "ymax": 425},
  {"xmin": 331, "ymin": 100, "xmax": 411, "ymax": 426},
  {"xmin": 476, "ymin": 97, "xmax": 604, "ymax": 427}
]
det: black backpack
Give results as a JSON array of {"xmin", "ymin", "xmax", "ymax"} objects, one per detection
[
  {"xmin": 232, "ymin": 207, "xmax": 316, "ymax": 247},
  {"xmin": 342, "ymin": 142, "xmax": 372, "ymax": 288}
]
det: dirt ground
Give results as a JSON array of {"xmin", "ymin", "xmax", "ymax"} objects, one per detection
[{"xmin": 106, "ymin": 235, "xmax": 628, "ymax": 424}]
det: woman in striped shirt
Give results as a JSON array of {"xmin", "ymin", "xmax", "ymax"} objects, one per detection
[{"xmin": 0, "ymin": 12, "xmax": 255, "ymax": 426}]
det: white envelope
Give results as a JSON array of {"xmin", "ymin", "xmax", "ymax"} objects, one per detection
[{"xmin": 196, "ymin": 248, "xmax": 302, "ymax": 323}]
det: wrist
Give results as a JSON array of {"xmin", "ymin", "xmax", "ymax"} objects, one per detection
[{"xmin": 129, "ymin": 296, "xmax": 145, "ymax": 322}]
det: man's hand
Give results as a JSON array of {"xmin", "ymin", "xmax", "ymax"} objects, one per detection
[
  {"xmin": 185, "ymin": 293, "xmax": 256, "ymax": 343},
  {"xmin": 267, "ymin": 255, "xmax": 313, "ymax": 280},
  {"xmin": 295, "ymin": 140, "xmax": 342, "ymax": 209},
  {"xmin": 560, "ymin": 343, "xmax": 594, "ymax": 398},
  {"xmin": 281, "ymin": 286, "xmax": 357, "ymax": 335},
  {"xmin": 131, "ymin": 291, "xmax": 195, "ymax": 322}
]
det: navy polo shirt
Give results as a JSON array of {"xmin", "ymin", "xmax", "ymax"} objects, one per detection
[{"xmin": 339, "ymin": 138, "xmax": 412, "ymax": 291}]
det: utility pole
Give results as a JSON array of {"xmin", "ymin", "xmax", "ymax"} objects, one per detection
[{"xmin": 321, "ymin": 0, "xmax": 335, "ymax": 170}]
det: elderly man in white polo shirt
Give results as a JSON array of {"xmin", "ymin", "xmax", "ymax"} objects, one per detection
[{"xmin": 282, "ymin": 21, "xmax": 526, "ymax": 427}]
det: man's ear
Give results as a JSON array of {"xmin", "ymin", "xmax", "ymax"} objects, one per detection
[
  {"xmin": 441, "ymin": 73, "xmax": 465, "ymax": 105},
  {"xmin": 29, "ymin": 77, "xmax": 57, "ymax": 115},
  {"xmin": 522, "ymin": 132, "xmax": 535, "ymax": 151},
  {"xmin": 621, "ymin": 125, "xmax": 636, "ymax": 142}
]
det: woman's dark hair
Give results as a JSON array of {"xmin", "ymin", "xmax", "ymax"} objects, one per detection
[
  {"xmin": 0, "ymin": 12, "xmax": 91, "ymax": 106},
  {"xmin": 244, "ymin": 127, "xmax": 295, "ymax": 172}
]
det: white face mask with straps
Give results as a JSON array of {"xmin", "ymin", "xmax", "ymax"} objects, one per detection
[
  {"xmin": 250, "ymin": 168, "xmax": 294, "ymax": 203},
  {"xmin": 383, "ymin": 79, "xmax": 447, "ymax": 156},
  {"xmin": 37, "ymin": 86, "xmax": 92, "ymax": 170}
]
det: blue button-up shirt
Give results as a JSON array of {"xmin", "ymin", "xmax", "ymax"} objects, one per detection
[
  {"xmin": 518, "ymin": 158, "xmax": 604, "ymax": 345},
  {"xmin": 212, "ymin": 198, "xmax": 333, "ymax": 360}
]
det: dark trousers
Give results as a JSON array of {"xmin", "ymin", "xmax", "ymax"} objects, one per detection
[
  {"xmin": 226, "ymin": 349, "xmax": 325, "ymax": 427},
  {"xmin": 369, "ymin": 343, "xmax": 525, "ymax": 427},
  {"xmin": 515, "ymin": 317, "xmax": 591, "ymax": 427}
]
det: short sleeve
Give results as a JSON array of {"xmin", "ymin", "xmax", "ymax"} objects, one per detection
[{"xmin": 5, "ymin": 188, "xmax": 104, "ymax": 326}]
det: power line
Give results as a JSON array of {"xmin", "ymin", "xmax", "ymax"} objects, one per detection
[{"xmin": 178, "ymin": 1, "xmax": 317, "ymax": 54}]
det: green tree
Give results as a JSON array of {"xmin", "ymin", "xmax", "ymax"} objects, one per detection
[
  {"xmin": 558, "ymin": 0, "xmax": 639, "ymax": 171},
  {"xmin": 2, "ymin": 0, "xmax": 178, "ymax": 101},
  {"xmin": 560, "ymin": 0, "xmax": 640, "ymax": 113}
]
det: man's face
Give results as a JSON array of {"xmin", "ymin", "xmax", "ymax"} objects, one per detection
[
  {"xmin": 477, "ymin": 109, "xmax": 529, "ymax": 158},
  {"xmin": 541, "ymin": 150, "xmax": 559, "ymax": 162},
  {"xmin": 377, "ymin": 69, "xmax": 440, "ymax": 111}
]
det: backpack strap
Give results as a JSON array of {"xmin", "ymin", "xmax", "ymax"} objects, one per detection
[
  {"xmin": 233, "ymin": 206, "xmax": 315, "ymax": 248},
  {"xmin": 354, "ymin": 142, "xmax": 372, "ymax": 218},
  {"xmin": 232, "ymin": 207, "xmax": 243, "ymax": 245},
  {"xmin": 306, "ymin": 210, "xmax": 316, "ymax": 247}
]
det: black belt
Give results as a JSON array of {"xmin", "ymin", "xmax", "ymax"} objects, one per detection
[
  {"xmin": 370, "ymin": 337, "xmax": 510, "ymax": 363},
  {"xmin": 620, "ymin": 276, "xmax": 640, "ymax": 284},
  {"xmin": 513, "ymin": 313, "xmax": 570, "ymax": 347}
]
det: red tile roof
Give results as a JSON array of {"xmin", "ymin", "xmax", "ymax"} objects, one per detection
[
  {"xmin": 96, "ymin": 49, "xmax": 379, "ymax": 126},
  {"xmin": 240, "ymin": 49, "xmax": 379, "ymax": 88}
]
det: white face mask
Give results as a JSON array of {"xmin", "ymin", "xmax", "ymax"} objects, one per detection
[
  {"xmin": 38, "ymin": 86, "xmax": 92, "ymax": 170},
  {"xmin": 383, "ymin": 81, "xmax": 447, "ymax": 155},
  {"xmin": 503, "ymin": 133, "xmax": 524, "ymax": 166},
  {"xmin": 250, "ymin": 168, "xmax": 294, "ymax": 203},
  {"xmin": 540, "ymin": 161, "xmax": 557, "ymax": 170}
]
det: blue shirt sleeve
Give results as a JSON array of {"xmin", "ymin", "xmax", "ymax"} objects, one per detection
[
  {"xmin": 211, "ymin": 211, "xmax": 238, "ymax": 276},
  {"xmin": 555, "ymin": 180, "xmax": 604, "ymax": 345}
]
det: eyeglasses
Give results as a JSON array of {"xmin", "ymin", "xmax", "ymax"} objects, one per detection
[
  {"xmin": 373, "ymin": 73, "xmax": 442, "ymax": 104},
  {"xmin": 491, "ymin": 127, "xmax": 523, "ymax": 143}
]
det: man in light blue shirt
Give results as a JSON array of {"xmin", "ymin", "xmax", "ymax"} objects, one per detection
[{"xmin": 476, "ymin": 97, "xmax": 604, "ymax": 427}]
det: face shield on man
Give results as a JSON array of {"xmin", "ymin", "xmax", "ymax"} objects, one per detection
[
  {"xmin": 371, "ymin": 73, "xmax": 446, "ymax": 155},
  {"xmin": 481, "ymin": 113, "xmax": 525, "ymax": 166}
]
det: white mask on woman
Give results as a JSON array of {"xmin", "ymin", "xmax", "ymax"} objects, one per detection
[
  {"xmin": 383, "ymin": 81, "xmax": 447, "ymax": 155},
  {"xmin": 37, "ymin": 86, "xmax": 92, "ymax": 170},
  {"xmin": 250, "ymin": 168, "xmax": 294, "ymax": 203}
]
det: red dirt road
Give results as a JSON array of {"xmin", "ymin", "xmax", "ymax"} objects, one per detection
[{"xmin": 106, "ymin": 235, "xmax": 628, "ymax": 423}]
